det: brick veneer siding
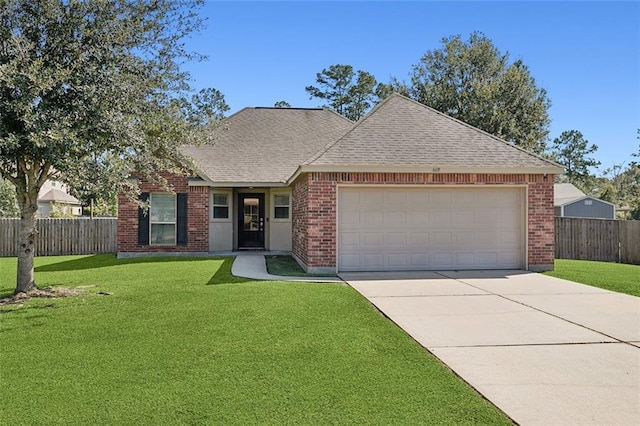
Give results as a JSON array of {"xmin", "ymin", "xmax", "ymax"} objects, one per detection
[
  {"xmin": 117, "ymin": 174, "xmax": 209, "ymax": 253},
  {"xmin": 292, "ymin": 172, "xmax": 555, "ymax": 272},
  {"xmin": 291, "ymin": 174, "xmax": 309, "ymax": 267}
]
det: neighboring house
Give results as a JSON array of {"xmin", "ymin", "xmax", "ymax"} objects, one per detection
[
  {"xmin": 554, "ymin": 183, "xmax": 615, "ymax": 219},
  {"xmin": 38, "ymin": 180, "xmax": 82, "ymax": 217},
  {"xmin": 118, "ymin": 94, "xmax": 563, "ymax": 272}
]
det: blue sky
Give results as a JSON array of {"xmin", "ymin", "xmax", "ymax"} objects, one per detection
[{"xmin": 184, "ymin": 1, "xmax": 640, "ymax": 172}]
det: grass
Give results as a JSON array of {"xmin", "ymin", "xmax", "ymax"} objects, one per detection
[
  {"xmin": 265, "ymin": 255, "xmax": 336, "ymax": 277},
  {"xmin": 544, "ymin": 259, "xmax": 640, "ymax": 296},
  {"xmin": 0, "ymin": 254, "xmax": 510, "ymax": 425}
]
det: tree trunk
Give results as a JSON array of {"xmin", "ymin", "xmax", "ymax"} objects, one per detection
[
  {"xmin": 14, "ymin": 178, "xmax": 40, "ymax": 294},
  {"xmin": 16, "ymin": 208, "xmax": 38, "ymax": 294}
]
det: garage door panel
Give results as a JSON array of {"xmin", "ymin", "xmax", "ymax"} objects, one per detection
[
  {"xmin": 407, "ymin": 211, "xmax": 428, "ymax": 226},
  {"xmin": 432, "ymin": 232, "xmax": 453, "ymax": 244},
  {"xmin": 431, "ymin": 191, "xmax": 453, "ymax": 207},
  {"xmin": 341, "ymin": 211, "xmax": 360, "ymax": 225},
  {"xmin": 363, "ymin": 211, "xmax": 383, "ymax": 226},
  {"xmin": 387, "ymin": 253, "xmax": 408, "ymax": 268},
  {"xmin": 408, "ymin": 232, "xmax": 428, "ymax": 246},
  {"xmin": 432, "ymin": 253, "xmax": 453, "ymax": 268},
  {"xmin": 385, "ymin": 191, "xmax": 407, "ymax": 205},
  {"xmin": 455, "ymin": 252, "xmax": 475, "ymax": 267},
  {"xmin": 340, "ymin": 231, "xmax": 360, "ymax": 246},
  {"xmin": 387, "ymin": 211, "xmax": 407, "ymax": 224},
  {"xmin": 498, "ymin": 210, "xmax": 520, "ymax": 226},
  {"xmin": 363, "ymin": 191, "xmax": 383, "ymax": 206},
  {"xmin": 453, "ymin": 210, "xmax": 474, "ymax": 227},
  {"xmin": 431, "ymin": 211, "xmax": 452, "ymax": 227},
  {"xmin": 338, "ymin": 187, "xmax": 524, "ymax": 272},
  {"xmin": 455, "ymin": 231, "xmax": 475, "ymax": 245},
  {"xmin": 387, "ymin": 232, "xmax": 407, "ymax": 246},
  {"xmin": 477, "ymin": 252, "xmax": 498, "ymax": 266},
  {"xmin": 453, "ymin": 190, "xmax": 476, "ymax": 207},
  {"xmin": 363, "ymin": 232, "xmax": 383, "ymax": 246},
  {"xmin": 476, "ymin": 191, "xmax": 499, "ymax": 207},
  {"xmin": 475, "ymin": 210, "xmax": 498, "ymax": 227},
  {"xmin": 410, "ymin": 253, "xmax": 429, "ymax": 266},
  {"xmin": 364, "ymin": 254, "xmax": 384, "ymax": 268},
  {"xmin": 340, "ymin": 254, "xmax": 361, "ymax": 269}
]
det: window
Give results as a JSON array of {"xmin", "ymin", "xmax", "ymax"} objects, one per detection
[
  {"xmin": 273, "ymin": 194, "xmax": 290, "ymax": 219},
  {"xmin": 584, "ymin": 199, "xmax": 593, "ymax": 206},
  {"xmin": 138, "ymin": 192, "xmax": 187, "ymax": 246},
  {"xmin": 150, "ymin": 193, "xmax": 176, "ymax": 245},
  {"xmin": 213, "ymin": 193, "xmax": 229, "ymax": 219}
]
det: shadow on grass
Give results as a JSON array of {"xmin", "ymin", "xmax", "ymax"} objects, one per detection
[
  {"xmin": 32, "ymin": 254, "xmax": 253, "ymax": 285},
  {"xmin": 206, "ymin": 257, "xmax": 253, "ymax": 285},
  {"xmin": 34, "ymin": 253, "xmax": 217, "ymax": 272}
]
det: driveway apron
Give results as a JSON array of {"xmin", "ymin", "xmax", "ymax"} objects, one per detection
[{"xmin": 341, "ymin": 271, "xmax": 640, "ymax": 425}]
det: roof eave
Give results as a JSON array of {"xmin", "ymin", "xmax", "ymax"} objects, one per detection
[{"xmin": 188, "ymin": 180, "xmax": 288, "ymax": 188}]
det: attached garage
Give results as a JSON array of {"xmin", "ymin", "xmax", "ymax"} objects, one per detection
[{"xmin": 338, "ymin": 186, "xmax": 526, "ymax": 272}]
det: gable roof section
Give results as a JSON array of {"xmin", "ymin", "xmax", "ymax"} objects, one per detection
[
  {"xmin": 554, "ymin": 183, "xmax": 586, "ymax": 205},
  {"xmin": 181, "ymin": 107, "xmax": 353, "ymax": 185},
  {"xmin": 38, "ymin": 188, "xmax": 81, "ymax": 205},
  {"xmin": 302, "ymin": 94, "xmax": 562, "ymax": 174},
  {"xmin": 554, "ymin": 183, "xmax": 615, "ymax": 208}
]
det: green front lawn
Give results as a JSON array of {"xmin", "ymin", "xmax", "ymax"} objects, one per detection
[
  {"xmin": 545, "ymin": 259, "xmax": 640, "ymax": 296},
  {"xmin": 0, "ymin": 255, "xmax": 510, "ymax": 425}
]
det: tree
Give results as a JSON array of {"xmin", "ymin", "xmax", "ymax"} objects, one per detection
[
  {"xmin": 550, "ymin": 130, "xmax": 600, "ymax": 191},
  {"xmin": 305, "ymin": 64, "xmax": 387, "ymax": 121},
  {"xmin": 274, "ymin": 100, "xmax": 291, "ymax": 108},
  {"xmin": 0, "ymin": 0, "xmax": 219, "ymax": 294},
  {"xmin": 407, "ymin": 32, "xmax": 551, "ymax": 154},
  {"xmin": 0, "ymin": 178, "xmax": 19, "ymax": 217},
  {"xmin": 627, "ymin": 129, "xmax": 640, "ymax": 218}
]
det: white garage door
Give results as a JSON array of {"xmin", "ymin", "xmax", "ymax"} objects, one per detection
[{"xmin": 338, "ymin": 187, "xmax": 525, "ymax": 271}]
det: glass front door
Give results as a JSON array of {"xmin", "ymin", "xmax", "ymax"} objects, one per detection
[{"xmin": 238, "ymin": 193, "xmax": 265, "ymax": 248}]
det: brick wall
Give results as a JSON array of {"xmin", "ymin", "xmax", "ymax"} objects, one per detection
[
  {"xmin": 117, "ymin": 174, "xmax": 209, "ymax": 253},
  {"xmin": 527, "ymin": 181, "xmax": 555, "ymax": 270},
  {"xmin": 291, "ymin": 174, "xmax": 309, "ymax": 266},
  {"xmin": 294, "ymin": 172, "xmax": 555, "ymax": 271}
]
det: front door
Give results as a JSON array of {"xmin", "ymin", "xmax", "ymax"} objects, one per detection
[{"xmin": 238, "ymin": 193, "xmax": 265, "ymax": 249}]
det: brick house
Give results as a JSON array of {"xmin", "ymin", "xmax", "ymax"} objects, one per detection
[{"xmin": 118, "ymin": 94, "xmax": 563, "ymax": 272}]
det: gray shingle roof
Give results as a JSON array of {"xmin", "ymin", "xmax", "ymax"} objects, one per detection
[
  {"xmin": 38, "ymin": 188, "xmax": 81, "ymax": 204},
  {"xmin": 554, "ymin": 183, "xmax": 587, "ymax": 206},
  {"xmin": 305, "ymin": 94, "xmax": 562, "ymax": 172},
  {"xmin": 182, "ymin": 94, "xmax": 562, "ymax": 186},
  {"xmin": 181, "ymin": 107, "xmax": 353, "ymax": 184}
]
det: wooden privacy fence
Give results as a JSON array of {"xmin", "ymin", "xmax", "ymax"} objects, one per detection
[
  {"xmin": 0, "ymin": 218, "xmax": 117, "ymax": 257},
  {"xmin": 555, "ymin": 217, "xmax": 640, "ymax": 265}
]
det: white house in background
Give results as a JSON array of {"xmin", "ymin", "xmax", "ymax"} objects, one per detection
[
  {"xmin": 554, "ymin": 183, "xmax": 615, "ymax": 219},
  {"xmin": 38, "ymin": 180, "xmax": 82, "ymax": 217}
]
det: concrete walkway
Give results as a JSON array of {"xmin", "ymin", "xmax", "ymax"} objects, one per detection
[
  {"xmin": 341, "ymin": 270, "xmax": 640, "ymax": 425},
  {"xmin": 231, "ymin": 254, "xmax": 343, "ymax": 283}
]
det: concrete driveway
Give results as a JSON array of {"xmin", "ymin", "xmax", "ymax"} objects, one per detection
[{"xmin": 340, "ymin": 270, "xmax": 640, "ymax": 425}]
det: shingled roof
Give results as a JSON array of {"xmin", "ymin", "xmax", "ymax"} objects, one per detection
[
  {"xmin": 182, "ymin": 94, "xmax": 562, "ymax": 185},
  {"xmin": 303, "ymin": 94, "xmax": 562, "ymax": 173},
  {"xmin": 38, "ymin": 188, "xmax": 81, "ymax": 205},
  {"xmin": 181, "ymin": 107, "xmax": 353, "ymax": 185}
]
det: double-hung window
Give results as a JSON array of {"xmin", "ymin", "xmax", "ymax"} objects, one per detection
[
  {"xmin": 138, "ymin": 192, "xmax": 187, "ymax": 246},
  {"xmin": 213, "ymin": 193, "xmax": 230, "ymax": 219},
  {"xmin": 273, "ymin": 193, "xmax": 290, "ymax": 220},
  {"xmin": 150, "ymin": 193, "xmax": 176, "ymax": 245}
]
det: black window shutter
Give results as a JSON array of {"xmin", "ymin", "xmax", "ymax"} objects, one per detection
[
  {"xmin": 177, "ymin": 193, "xmax": 188, "ymax": 245},
  {"xmin": 138, "ymin": 193, "xmax": 150, "ymax": 245}
]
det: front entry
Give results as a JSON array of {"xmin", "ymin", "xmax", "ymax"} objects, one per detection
[{"xmin": 238, "ymin": 193, "xmax": 265, "ymax": 249}]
